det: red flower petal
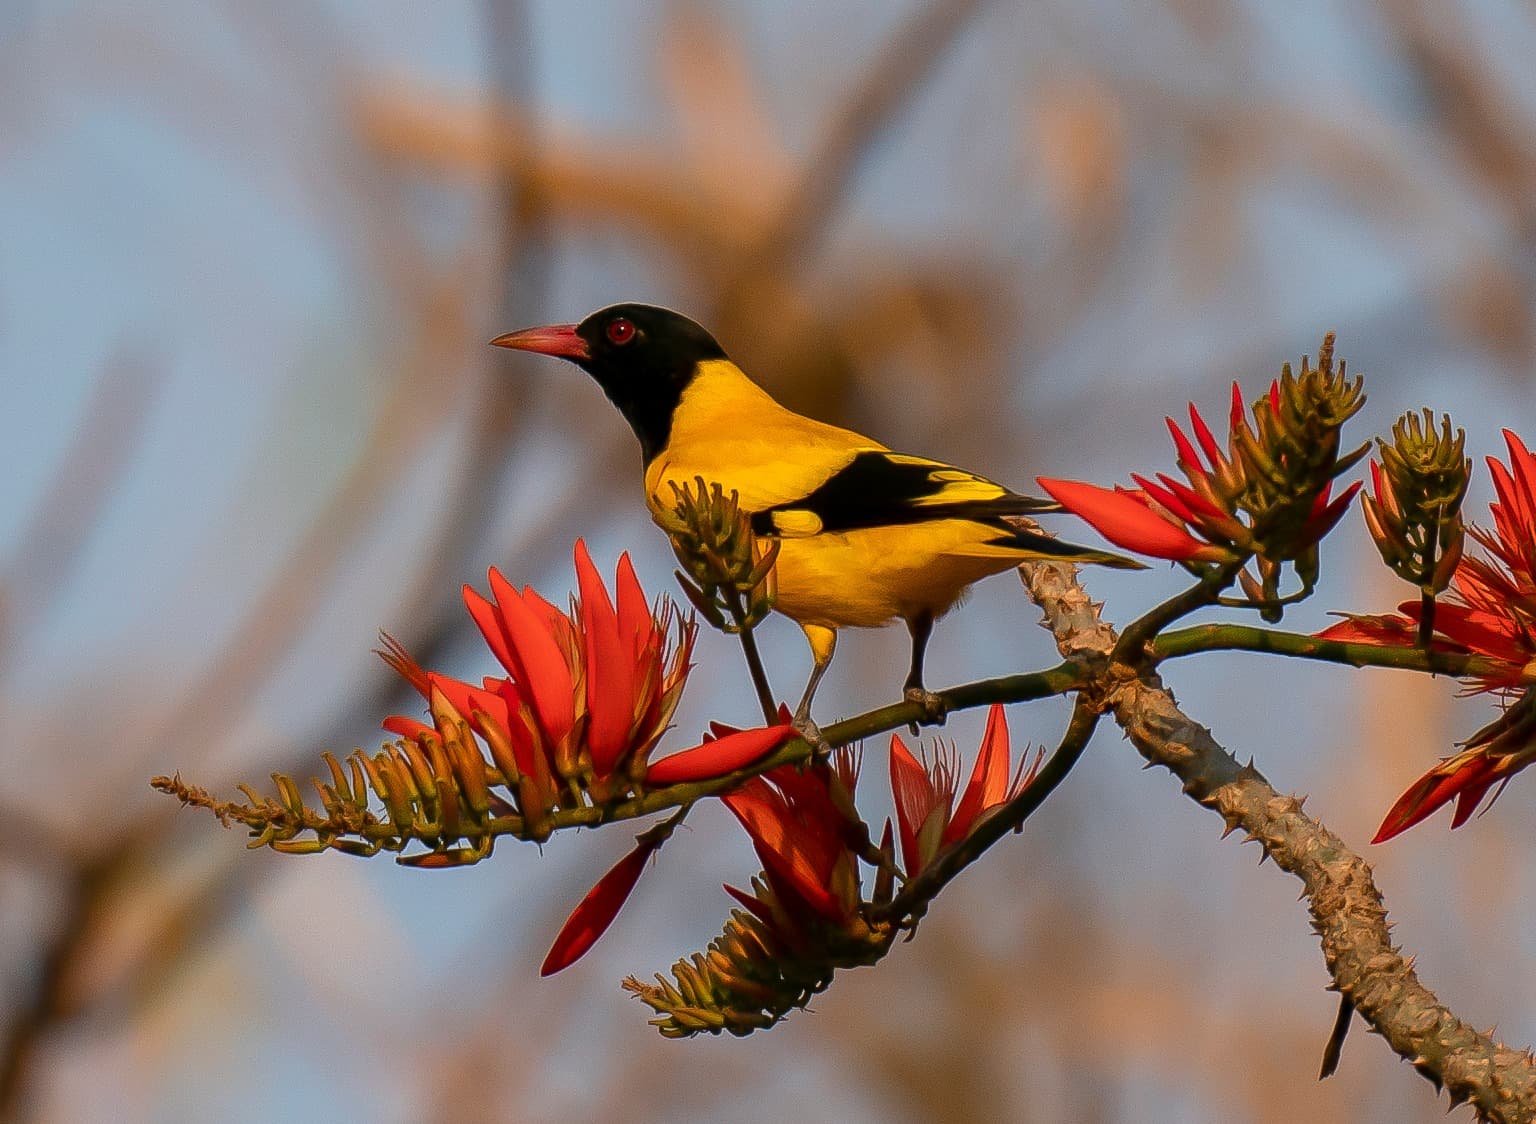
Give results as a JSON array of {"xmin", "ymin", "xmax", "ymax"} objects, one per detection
[
  {"xmin": 1449, "ymin": 774, "xmax": 1503, "ymax": 829},
  {"xmin": 1373, "ymin": 751, "xmax": 1500, "ymax": 843},
  {"xmin": 377, "ymin": 632, "xmax": 431, "ymax": 697},
  {"xmin": 723, "ymin": 882, "xmax": 779, "ymax": 929},
  {"xmin": 382, "ymin": 715, "xmax": 433, "ymax": 740},
  {"xmin": 946, "ymin": 704, "xmax": 1011, "ymax": 845},
  {"xmin": 645, "ymin": 724, "xmax": 796, "ymax": 785},
  {"xmin": 1132, "ymin": 474, "xmax": 1198, "ymax": 524},
  {"xmin": 1503, "ymin": 430, "xmax": 1536, "ymax": 525},
  {"xmin": 427, "ymin": 671, "xmax": 511, "ymax": 735},
  {"xmin": 1189, "ymin": 401, "xmax": 1225, "ymax": 470},
  {"xmin": 489, "ymin": 574, "xmax": 576, "ymax": 745},
  {"xmin": 1315, "ymin": 613, "xmax": 1418, "ymax": 646},
  {"xmin": 1301, "ymin": 481, "xmax": 1362, "ymax": 544},
  {"xmin": 575, "ymin": 540, "xmax": 638, "ymax": 777},
  {"xmin": 1486, "ymin": 432, "xmax": 1536, "ymax": 584},
  {"xmin": 1368, "ymin": 459, "xmax": 1395, "ymax": 512},
  {"xmin": 1165, "ymin": 417, "xmax": 1205, "ymax": 475},
  {"xmin": 464, "ymin": 581, "xmax": 517, "ymax": 677},
  {"xmin": 1154, "ymin": 473, "xmax": 1228, "ymax": 522},
  {"xmin": 615, "ymin": 551, "xmax": 654, "ymax": 659},
  {"xmin": 1412, "ymin": 603, "xmax": 1526, "ymax": 667},
  {"xmin": 888, "ymin": 734, "xmax": 936, "ymax": 875},
  {"xmin": 723, "ymin": 780, "xmax": 845, "ymax": 922},
  {"xmin": 1037, "ymin": 477, "xmax": 1224, "ymax": 562},
  {"xmin": 541, "ymin": 838, "xmax": 658, "ymax": 975}
]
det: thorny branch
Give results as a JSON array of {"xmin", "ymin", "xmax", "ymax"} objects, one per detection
[{"xmin": 1016, "ymin": 558, "xmax": 1536, "ymax": 1123}]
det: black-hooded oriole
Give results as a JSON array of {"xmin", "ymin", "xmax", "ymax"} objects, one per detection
[{"xmin": 493, "ymin": 303, "xmax": 1138, "ymax": 723}]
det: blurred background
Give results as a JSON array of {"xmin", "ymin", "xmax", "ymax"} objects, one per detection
[{"xmin": 4, "ymin": 1, "xmax": 1536, "ymax": 1120}]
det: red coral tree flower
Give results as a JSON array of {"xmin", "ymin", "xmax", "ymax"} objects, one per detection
[
  {"xmin": 889, "ymin": 704, "xmax": 1042, "ymax": 876},
  {"xmin": 1322, "ymin": 431, "xmax": 1536, "ymax": 838},
  {"xmin": 722, "ymin": 756, "xmax": 867, "ymax": 940},
  {"xmin": 1035, "ymin": 476, "xmax": 1229, "ymax": 563},
  {"xmin": 381, "ymin": 540, "xmax": 699, "ymax": 812},
  {"xmin": 1040, "ymin": 375, "xmax": 1361, "ymax": 566}
]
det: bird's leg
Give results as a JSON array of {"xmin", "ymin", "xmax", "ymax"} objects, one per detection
[
  {"xmin": 792, "ymin": 624, "xmax": 837, "ymax": 746},
  {"xmin": 902, "ymin": 610, "xmax": 946, "ymax": 729}
]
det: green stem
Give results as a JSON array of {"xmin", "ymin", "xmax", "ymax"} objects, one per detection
[
  {"xmin": 734, "ymin": 616, "xmax": 779, "ymax": 725},
  {"xmin": 635, "ymin": 799, "xmax": 696, "ymax": 849},
  {"xmin": 1417, "ymin": 589, "xmax": 1436, "ymax": 650},
  {"xmin": 1111, "ymin": 561, "xmax": 1245, "ymax": 666},
  {"xmin": 820, "ymin": 663, "xmax": 1088, "ymax": 747},
  {"xmin": 165, "ymin": 658, "xmax": 1097, "ymax": 857},
  {"xmin": 1151, "ymin": 622, "xmax": 1526, "ymax": 682}
]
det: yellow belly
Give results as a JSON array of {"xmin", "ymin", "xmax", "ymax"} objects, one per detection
[{"xmin": 767, "ymin": 520, "xmax": 1026, "ymax": 629}]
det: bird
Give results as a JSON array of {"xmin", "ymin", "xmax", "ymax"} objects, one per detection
[{"xmin": 491, "ymin": 303, "xmax": 1139, "ymax": 729}]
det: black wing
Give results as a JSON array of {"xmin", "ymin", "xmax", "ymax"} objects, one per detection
[{"xmin": 750, "ymin": 450, "xmax": 1058, "ymax": 536}]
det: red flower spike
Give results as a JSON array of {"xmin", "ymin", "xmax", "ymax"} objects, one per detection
[
  {"xmin": 380, "ymin": 541, "xmax": 698, "ymax": 819},
  {"xmin": 1350, "ymin": 433, "xmax": 1536, "ymax": 838},
  {"xmin": 541, "ymin": 838, "xmax": 659, "ymax": 975},
  {"xmin": 1037, "ymin": 478, "xmax": 1227, "ymax": 562},
  {"xmin": 645, "ymin": 722, "xmax": 796, "ymax": 785},
  {"xmin": 889, "ymin": 707, "xmax": 1032, "ymax": 874}
]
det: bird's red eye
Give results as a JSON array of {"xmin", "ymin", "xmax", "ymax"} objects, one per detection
[{"xmin": 606, "ymin": 317, "xmax": 637, "ymax": 346}]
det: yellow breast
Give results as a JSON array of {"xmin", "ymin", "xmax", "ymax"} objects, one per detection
[
  {"xmin": 642, "ymin": 358, "xmax": 1031, "ymax": 630},
  {"xmin": 769, "ymin": 521, "xmax": 1026, "ymax": 628}
]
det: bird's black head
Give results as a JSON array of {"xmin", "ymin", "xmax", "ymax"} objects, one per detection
[{"xmin": 492, "ymin": 303, "xmax": 727, "ymax": 463}]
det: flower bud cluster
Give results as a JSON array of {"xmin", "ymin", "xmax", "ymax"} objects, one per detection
[{"xmin": 666, "ymin": 477, "xmax": 779, "ymax": 633}]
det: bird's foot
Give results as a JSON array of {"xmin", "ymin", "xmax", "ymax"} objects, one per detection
[
  {"xmin": 903, "ymin": 687, "xmax": 947, "ymax": 731},
  {"xmin": 791, "ymin": 708, "xmax": 829, "ymax": 755}
]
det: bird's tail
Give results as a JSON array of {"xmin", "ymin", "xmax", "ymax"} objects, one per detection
[{"xmin": 953, "ymin": 521, "xmax": 1147, "ymax": 570}]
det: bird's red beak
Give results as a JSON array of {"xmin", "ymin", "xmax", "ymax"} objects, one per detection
[{"xmin": 489, "ymin": 324, "xmax": 590, "ymax": 361}]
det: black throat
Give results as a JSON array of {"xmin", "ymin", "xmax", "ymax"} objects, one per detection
[
  {"xmin": 597, "ymin": 370, "xmax": 695, "ymax": 465},
  {"xmin": 573, "ymin": 305, "xmax": 728, "ymax": 465}
]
